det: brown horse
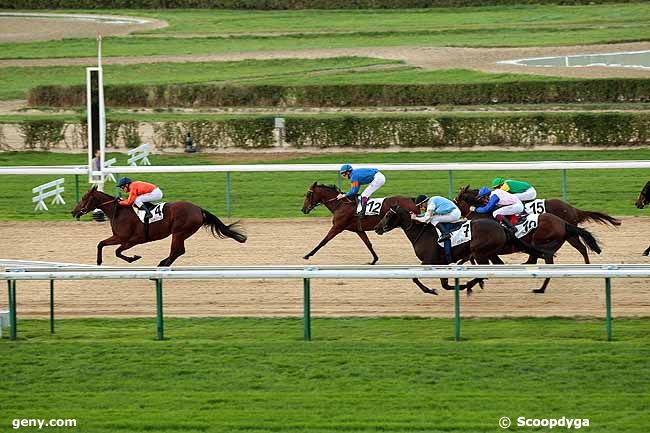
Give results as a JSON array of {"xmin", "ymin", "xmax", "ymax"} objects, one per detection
[
  {"xmin": 460, "ymin": 186, "xmax": 620, "ymax": 228},
  {"xmin": 455, "ymin": 187, "xmax": 602, "ymax": 293},
  {"xmin": 635, "ymin": 181, "xmax": 650, "ymax": 255},
  {"xmin": 71, "ymin": 186, "xmax": 247, "ymax": 266},
  {"xmin": 374, "ymin": 205, "xmax": 549, "ymax": 295},
  {"xmin": 301, "ymin": 182, "xmax": 418, "ymax": 264}
]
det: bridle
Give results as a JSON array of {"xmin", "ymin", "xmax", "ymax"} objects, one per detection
[
  {"xmin": 77, "ymin": 193, "xmax": 119, "ymax": 216},
  {"xmin": 304, "ymin": 189, "xmax": 322, "ymax": 213}
]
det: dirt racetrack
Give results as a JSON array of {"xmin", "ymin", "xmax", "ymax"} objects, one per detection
[{"xmin": 1, "ymin": 217, "xmax": 649, "ymax": 319}]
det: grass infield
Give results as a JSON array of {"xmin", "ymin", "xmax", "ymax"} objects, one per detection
[
  {"xmin": 1, "ymin": 317, "xmax": 649, "ymax": 432},
  {"xmin": 0, "ymin": 149, "xmax": 648, "ymax": 221}
]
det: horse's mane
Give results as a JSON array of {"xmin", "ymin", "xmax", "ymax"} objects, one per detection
[
  {"xmin": 92, "ymin": 188, "xmax": 118, "ymax": 201},
  {"xmin": 316, "ymin": 184, "xmax": 341, "ymax": 193}
]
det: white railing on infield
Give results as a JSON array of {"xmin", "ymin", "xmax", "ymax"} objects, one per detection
[
  {"xmin": 127, "ymin": 143, "xmax": 151, "ymax": 166},
  {"xmin": 32, "ymin": 178, "xmax": 65, "ymax": 211},
  {"xmin": 2, "ymin": 160, "xmax": 650, "ymax": 175}
]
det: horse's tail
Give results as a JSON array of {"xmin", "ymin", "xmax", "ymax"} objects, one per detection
[
  {"xmin": 575, "ymin": 209, "xmax": 621, "ymax": 227},
  {"xmin": 201, "ymin": 209, "xmax": 247, "ymax": 243},
  {"xmin": 566, "ymin": 223, "xmax": 602, "ymax": 254}
]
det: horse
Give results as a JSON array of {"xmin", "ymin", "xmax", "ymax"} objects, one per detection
[
  {"xmin": 635, "ymin": 181, "xmax": 650, "ymax": 255},
  {"xmin": 459, "ymin": 186, "xmax": 620, "ymax": 228},
  {"xmin": 71, "ymin": 186, "xmax": 247, "ymax": 266},
  {"xmin": 374, "ymin": 205, "xmax": 549, "ymax": 295},
  {"xmin": 301, "ymin": 182, "xmax": 419, "ymax": 264},
  {"xmin": 454, "ymin": 187, "xmax": 602, "ymax": 293}
]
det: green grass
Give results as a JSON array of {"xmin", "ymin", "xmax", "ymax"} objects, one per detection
[
  {"xmin": 3, "ymin": 25, "xmax": 650, "ymax": 60},
  {"xmin": 0, "ymin": 57, "xmax": 402, "ymax": 100},
  {"xmin": 1, "ymin": 149, "xmax": 649, "ymax": 221},
  {"xmin": 1, "ymin": 317, "xmax": 649, "ymax": 432}
]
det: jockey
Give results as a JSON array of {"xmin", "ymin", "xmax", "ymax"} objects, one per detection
[
  {"xmin": 470, "ymin": 186, "xmax": 523, "ymax": 233},
  {"xmin": 336, "ymin": 164, "xmax": 385, "ymax": 218},
  {"xmin": 117, "ymin": 177, "xmax": 163, "ymax": 219},
  {"xmin": 411, "ymin": 194, "xmax": 462, "ymax": 241},
  {"xmin": 492, "ymin": 177, "xmax": 537, "ymax": 202}
]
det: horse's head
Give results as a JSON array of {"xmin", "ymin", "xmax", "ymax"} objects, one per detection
[
  {"xmin": 302, "ymin": 182, "xmax": 339, "ymax": 214},
  {"xmin": 454, "ymin": 185, "xmax": 481, "ymax": 217},
  {"xmin": 635, "ymin": 181, "xmax": 650, "ymax": 209},
  {"xmin": 71, "ymin": 186, "xmax": 109, "ymax": 219},
  {"xmin": 375, "ymin": 205, "xmax": 408, "ymax": 235}
]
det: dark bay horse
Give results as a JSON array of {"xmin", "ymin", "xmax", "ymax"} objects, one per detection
[
  {"xmin": 374, "ymin": 205, "xmax": 549, "ymax": 295},
  {"xmin": 71, "ymin": 186, "xmax": 247, "ymax": 266},
  {"xmin": 455, "ymin": 187, "xmax": 602, "ymax": 293},
  {"xmin": 460, "ymin": 186, "xmax": 620, "ymax": 228},
  {"xmin": 301, "ymin": 182, "xmax": 418, "ymax": 264},
  {"xmin": 635, "ymin": 181, "xmax": 650, "ymax": 255}
]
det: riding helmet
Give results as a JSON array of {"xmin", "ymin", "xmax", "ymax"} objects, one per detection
[
  {"xmin": 491, "ymin": 177, "xmax": 505, "ymax": 188},
  {"xmin": 339, "ymin": 164, "xmax": 353, "ymax": 174},
  {"xmin": 117, "ymin": 177, "xmax": 133, "ymax": 188},
  {"xmin": 478, "ymin": 186, "xmax": 491, "ymax": 198},
  {"xmin": 415, "ymin": 194, "xmax": 428, "ymax": 205}
]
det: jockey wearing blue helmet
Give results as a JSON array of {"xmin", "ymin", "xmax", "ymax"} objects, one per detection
[
  {"xmin": 471, "ymin": 185, "xmax": 523, "ymax": 233},
  {"xmin": 336, "ymin": 164, "xmax": 386, "ymax": 218}
]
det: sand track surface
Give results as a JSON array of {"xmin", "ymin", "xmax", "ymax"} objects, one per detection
[{"xmin": 1, "ymin": 217, "xmax": 649, "ymax": 318}]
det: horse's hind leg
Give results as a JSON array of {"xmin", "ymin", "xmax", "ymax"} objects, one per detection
[
  {"xmin": 158, "ymin": 233, "xmax": 188, "ymax": 267},
  {"xmin": 567, "ymin": 236, "xmax": 590, "ymax": 264},
  {"xmin": 643, "ymin": 245, "xmax": 650, "ymax": 256},
  {"xmin": 97, "ymin": 234, "xmax": 121, "ymax": 266},
  {"xmin": 356, "ymin": 231, "xmax": 379, "ymax": 265},
  {"xmin": 412, "ymin": 278, "xmax": 438, "ymax": 296},
  {"xmin": 115, "ymin": 243, "xmax": 142, "ymax": 263},
  {"xmin": 532, "ymin": 255, "xmax": 553, "ymax": 294}
]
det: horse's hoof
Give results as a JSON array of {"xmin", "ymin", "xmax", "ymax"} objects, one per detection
[
  {"xmin": 429, "ymin": 289, "xmax": 438, "ymax": 296},
  {"xmin": 133, "ymin": 255, "xmax": 142, "ymax": 261},
  {"xmin": 478, "ymin": 280, "xmax": 485, "ymax": 290},
  {"xmin": 303, "ymin": 255, "xmax": 310, "ymax": 260},
  {"xmin": 532, "ymin": 288, "xmax": 545, "ymax": 294}
]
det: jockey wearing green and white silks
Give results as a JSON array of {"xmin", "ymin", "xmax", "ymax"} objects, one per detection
[
  {"xmin": 492, "ymin": 177, "xmax": 537, "ymax": 202},
  {"xmin": 412, "ymin": 195, "xmax": 462, "ymax": 225}
]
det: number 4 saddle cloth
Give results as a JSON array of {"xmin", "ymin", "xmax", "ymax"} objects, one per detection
[{"xmin": 133, "ymin": 203, "xmax": 166, "ymax": 224}]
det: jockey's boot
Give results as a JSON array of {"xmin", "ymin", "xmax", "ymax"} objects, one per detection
[
  {"xmin": 139, "ymin": 204, "xmax": 152, "ymax": 241},
  {"xmin": 438, "ymin": 224, "xmax": 451, "ymax": 242},
  {"xmin": 357, "ymin": 197, "xmax": 368, "ymax": 218},
  {"xmin": 496, "ymin": 214, "xmax": 517, "ymax": 235}
]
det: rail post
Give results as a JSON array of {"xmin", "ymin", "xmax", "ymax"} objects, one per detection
[
  {"xmin": 226, "ymin": 171, "xmax": 231, "ymax": 218},
  {"xmin": 155, "ymin": 279, "xmax": 164, "ymax": 341},
  {"xmin": 74, "ymin": 174, "xmax": 80, "ymax": 203},
  {"xmin": 448, "ymin": 170, "xmax": 453, "ymax": 199},
  {"xmin": 50, "ymin": 280, "xmax": 55, "ymax": 334},
  {"xmin": 303, "ymin": 278, "xmax": 311, "ymax": 341},
  {"xmin": 454, "ymin": 278, "xmax": 460, "ymax": 341},
  {"xmin": 562, "ymin": 169, "xmax": 568, "ymax": 202},
  {"xmin": 8, "ymin": 280, "xmax": 17, "ymax": 340},
  {"xmin": 605, "ymin": 278, "xmax": 612, "ymax": 341}
]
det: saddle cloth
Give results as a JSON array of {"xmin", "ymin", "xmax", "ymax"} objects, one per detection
[
  {"xmin": 514, "ymin": 214, "xmax": 540, "ymax": 238},
  {"xmin": 523, "ymin": 199, "xmax": 546, "ymax": 215},
  {"xmin": 133, "ymin": 203, "xmax": 166, "ymax": 224},
  {"xmin": 356, "ymin": 198, "xmax": 385, "ymax": 216},
  {"xmin": 436, "ymin": 220, "xmax": 471, "ymax": 247}
]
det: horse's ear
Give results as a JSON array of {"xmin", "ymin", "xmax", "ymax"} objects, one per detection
[
  {"xmin": 91, "ymin": 185, "xmax": 98, "ymax": 191},
  {"xmin": 311, "ymin": 181, "xmax": 318, "ymax": 187}
]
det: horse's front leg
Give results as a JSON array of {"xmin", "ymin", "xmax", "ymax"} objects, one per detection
[
  {"xmin": 115, "ymin": 243, "xmax": 142, "ymax": 263},
  {"xmin": 355, "ymin": 231, "xmax": 379, "ymax": 265},
  {"xmin": 439, "ymin": 278, "xmax": 470, "ymax": 294},
  {"xmin": 303, "ymin": 226, "xmax": 344, "ymax": 260},
  {"xmin": 96, "ymin": 235, "xmax": 121, "ymax": 266},
  {"xmin": 643, "ymin": 245, "xmax": 650, "ymax": 256},
  {"xmin": 412, "ymin": 278, "xmax": 438, "ymax": 296}
]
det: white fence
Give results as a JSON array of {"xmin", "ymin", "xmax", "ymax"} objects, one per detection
[
  {"xmin": 32, "ymin": 178, "xmax": 65, "ymax": 211},
  {"xmin": 2, "ymin": 264, "xmax": 647, "ymax": 341},
  {"xmin": 127, "ymin": 143, "xmax": 151, "ymax": 166}
]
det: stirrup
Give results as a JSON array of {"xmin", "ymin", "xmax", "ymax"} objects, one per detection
[{"xmin": 439, "ymin": 232, "xmax": 451, "ymax": 241}]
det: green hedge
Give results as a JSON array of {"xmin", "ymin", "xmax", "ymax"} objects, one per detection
[
  {"xmin": 29, "ymin": 80, "xmax": 650, "ymax": 108},
  {"xmin": 8, "ymin": 113, "xmax": 650, "ymax": 150},
  {"xmin": 0, "ymin": 0, "xmax": 640, "ymax": 8}
]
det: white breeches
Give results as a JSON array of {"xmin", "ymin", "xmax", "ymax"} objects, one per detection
[
  {"xmin": 514, "ymin": 187, "xmax": 537, "ymax": 202},
  {"xmin": 430, "ymin": 208, "xmax": 462, "ymax": 225},
  {"xmin": 134, "ymin": 188, "xmax": 163, "ymax": 207},
  {"xmin": 361, "ymin": 172, "xmax": 386, "ymax": 198},
  {"xmin": 493, "ymin": 201, "xmax": 524, "ymax": 218}
]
